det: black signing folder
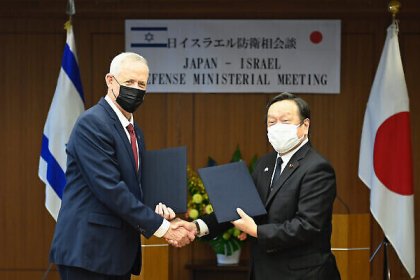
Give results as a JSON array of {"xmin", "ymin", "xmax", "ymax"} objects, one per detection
[
  {"xmin": 142, "ymin": 146, "xmax": 187, "ymax": 213},
  {"xmin": 198, "ymin": 161, "xmax": 267, "ymax": 223}
]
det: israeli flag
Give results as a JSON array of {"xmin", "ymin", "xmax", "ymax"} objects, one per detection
[
  {"xmin": 127, "ymin": 26, "xmax": 169, "ymax": 48},
  {"xmin": 38, "ymin": 22, "xmax": 85, "ymax": 220}
]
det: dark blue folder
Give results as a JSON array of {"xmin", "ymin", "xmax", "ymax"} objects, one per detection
[
  {"xmin": 198, "ymin": 161, "xmax": 267, "ymax": 223},
  {"xmin": 142, "ymin": 146, "xmax": 187, "ymax": 213}
]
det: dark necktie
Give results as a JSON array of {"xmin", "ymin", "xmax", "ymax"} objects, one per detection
[
  {"xmin": 271, "ymin": 157, "xmax": 283, "ymax": 189},
  {"xmin": 126, "ymin": 124, "xmax": 138, "ymax": 170}
]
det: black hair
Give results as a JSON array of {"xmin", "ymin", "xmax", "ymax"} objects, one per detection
[{"xmin": 266, "ymin": 92, "xmax": 311, "ymax": 121}]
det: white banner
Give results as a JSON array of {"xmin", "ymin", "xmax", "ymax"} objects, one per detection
[{"xmin": 125, "ymin": 20, "xmax": 341, "ymax": 93}]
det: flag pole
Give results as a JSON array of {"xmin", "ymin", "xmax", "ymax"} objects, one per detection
[
  {"xmin": 383, "ymin": 237, "xmax": 390, "ymax": 280},
  {"xmin": 378, "ymin": 3, "xmax": 401, "ymax": 280},
  {"xmin": 360, "ymin": 0, "xmax": 414, "ymax": 275},
  {"xmin": 41, "ymin": 2, "xmax": 77, "ymax": 280},
  {"xmin": 66, "ymin": 0, "xmax": 75, "ymax": 19},
  {"xmin": 65, "ymin": 0, "xmax": 75, "ymax": 29},
  {"xmin": 368, "ymin": 5, "xmax": 401, "ymax": 280},
  {"xmin": 369, "ymin": 237, "xmax": 390, "ymax": 280}
]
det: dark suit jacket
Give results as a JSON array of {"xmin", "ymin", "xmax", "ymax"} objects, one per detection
[
  {"xmin": 203, "ymin": 143, "xmax": 340, "ymax": 280},
  {"xmin": 49, "ymin": 98, "xmax": 163, "ymax": 276}
]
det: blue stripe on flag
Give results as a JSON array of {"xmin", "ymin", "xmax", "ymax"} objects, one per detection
[
  {"xmin": 40, "ymin": 134, "xmax": 66, "ymax": 198},
  {"xmin": 62, "ymin": 44, "xmax": 85, "ymax": 103},
  {"xmin": 131, "ymin": 27, "xmax": 167, "ymax": 31}
]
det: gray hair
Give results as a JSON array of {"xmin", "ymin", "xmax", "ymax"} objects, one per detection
[{"xmin": 109, "ymin": 52, "xmax": 149, "ymax": 75}]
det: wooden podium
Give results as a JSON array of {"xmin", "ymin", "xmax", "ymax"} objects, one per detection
[
  {"xmin": 331, "ymin": 214, "xmax": 370, "ymax": 280},
  {"xmin": 131, "ymin": 236, "xmax": 169, "ymax": 280}
]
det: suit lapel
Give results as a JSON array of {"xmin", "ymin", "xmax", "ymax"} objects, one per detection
[
  {"xmin": 265, "ymin": 143, "xmax": 311, "ymax": 207},
  {"xmin": 99, "ymin": 98, "xmax": 138, "ymax": 175}
]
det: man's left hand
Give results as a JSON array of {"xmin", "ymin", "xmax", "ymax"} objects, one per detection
[
  {"xmin": 231, "ymin": 208, "xmax": 258, "ymax": 238},
  {"xmin": 155, "ymin": 203, "xmax": 176, "ymax": 221}
]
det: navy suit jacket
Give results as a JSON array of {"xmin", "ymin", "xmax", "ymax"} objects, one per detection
[
  {"xmin": 202, "ymin": 143, "xmax": 340, "ymax": 280},
  {"xmin": 49, "ymin": 98, "xmax": 163, "ymax": 276}
]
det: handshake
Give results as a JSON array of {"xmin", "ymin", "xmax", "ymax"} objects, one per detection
[
  {"xmin": 155, "ymin": 203, "xmax": 198, "ymax": 248},
  {"xmin": 155, "ymin": 203, "xmax": 253, "ymax": 248}
]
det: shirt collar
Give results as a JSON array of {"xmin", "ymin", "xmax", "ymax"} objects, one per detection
[
  {"xmin": 105, "ymin": 95, "xmax": 133, "ymax": 128},
  {"xmin": 277, "ymin": 137, "xmax": 309, "ymax": 164}
]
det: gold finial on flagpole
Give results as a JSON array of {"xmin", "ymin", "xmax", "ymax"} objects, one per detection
[
  {"xmin": 64, "ymin": 0, "xmax": 75, "ymax": 31},
  {"xmin": 64, "ymin": 20, "xmax": 72, "ymax": 31},
  {"xmin": 388, "ymin": 0, "xmax": 401, "ymax": 19}
]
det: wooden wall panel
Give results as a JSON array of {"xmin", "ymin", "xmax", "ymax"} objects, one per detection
[
  {"xmin": 136, "ymin": 95, "xmax": 168, "ymax": 149},
  {"xmin": 0, "ymin": 0, "xmax": 419, "ymax": 279},
  {"xmin": 0, "ymin": 270, "xmax": 60, "ymax": 280},
  {"xmin": 166, "ymin": 94, "xmax": 194, "ymax": 152},
  {"xmin": 90, "ymin": 32, "xmax": 124, "ymax": 107},
  {"xmin": 324, "ymin": 29, "xmax": 375, "ymax": 214},
  {"xmin": 0, "ymin": 32, "xmax": 63, "ymax": 274},
  {"xmin": 194, "ymin": 94, "xmax": 269, "ymax": 167}
]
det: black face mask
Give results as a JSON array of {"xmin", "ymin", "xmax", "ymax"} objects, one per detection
[{"xmin": 112, "ymin": 78, "xmax": 146, "ymax": 113}]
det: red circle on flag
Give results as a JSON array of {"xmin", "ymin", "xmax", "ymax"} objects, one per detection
[
  {"xmin": 373, "ymin": 112, "xmax": 413, "ymax": 195},
  {"xmin": 310, "ymin": 31, "xmax": 323, "ymax": 44}
]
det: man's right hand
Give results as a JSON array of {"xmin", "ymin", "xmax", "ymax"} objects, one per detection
[{"xmin": 163, "ymin": 219, "xmax": 197, "ymax": 247}]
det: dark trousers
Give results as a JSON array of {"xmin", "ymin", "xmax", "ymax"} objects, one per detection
[{"xmin": 58, "ymin": 265, "xmax": 131, "ymax": 280}]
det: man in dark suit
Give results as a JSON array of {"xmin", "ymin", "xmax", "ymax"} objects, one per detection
[
  {"xmin": 49, "ymin": 52, "xmax": 193, "ymax": 280},
  {"xmin": 177, "ymin": 92, "xmax": 340, "ymax": 280}
]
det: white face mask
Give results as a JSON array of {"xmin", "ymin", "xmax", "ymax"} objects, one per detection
[{"xmin": 267, "ymin": 123, "xmax": 304, "ymax": 154}]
